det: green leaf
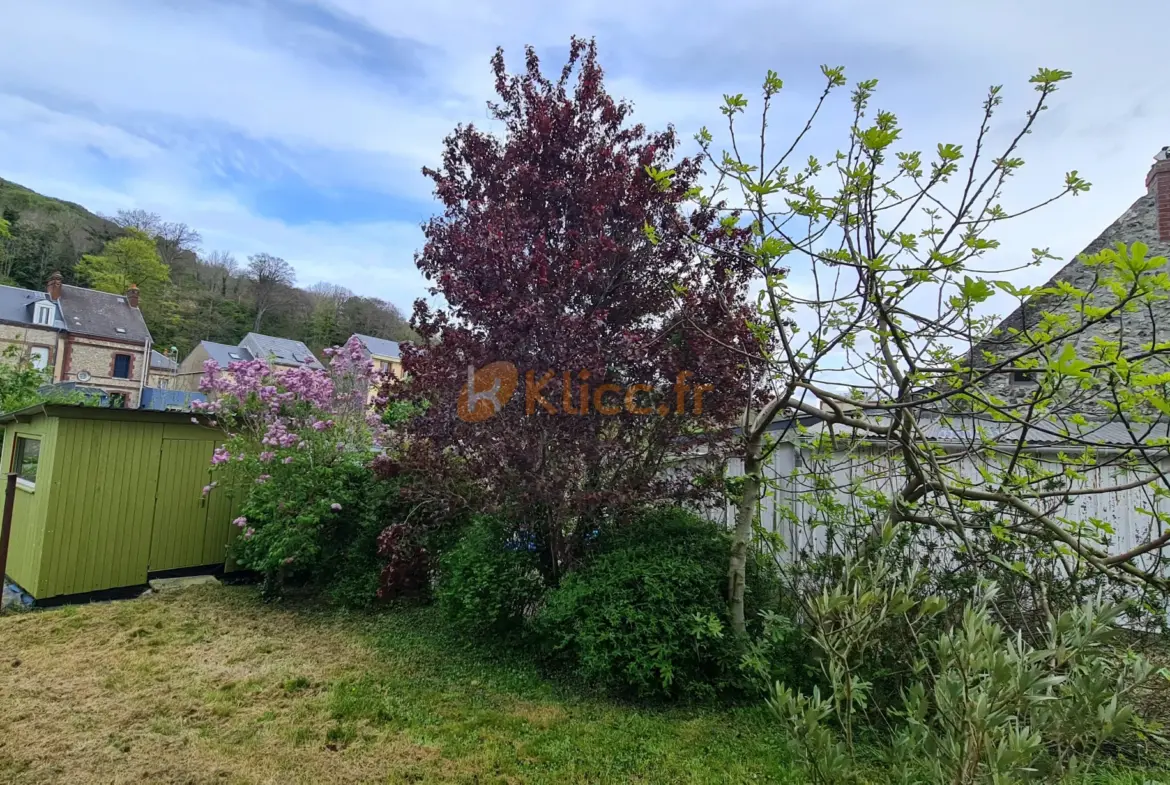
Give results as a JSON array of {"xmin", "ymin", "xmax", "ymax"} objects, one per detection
[{"xmin": 959, "ymin": 276, "xmax": 994, "ymax": 304}]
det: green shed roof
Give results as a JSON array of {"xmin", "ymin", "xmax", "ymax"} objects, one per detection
[{"xmin": 0, "ymin": 404, "xmax": 218, "ymax": 427}]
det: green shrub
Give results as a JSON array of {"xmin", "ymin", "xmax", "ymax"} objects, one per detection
[
  {"xmin": 435, "ymin": 517, "xmax": 544, "ymax": 638},
  {"xmin": 534, "ymin": 506, "xmax": 778, "ymax": 701},
  {"xmin": 233, "ymin": 452, "xmax": 399, "ymax": 607},
  {"xmin": 768, "ymin": 527, "xmax": 1162, "ymax": 784}
]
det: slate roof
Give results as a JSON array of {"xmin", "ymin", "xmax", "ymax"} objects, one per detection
[
  {"xmin": 57, "ymin": 284, "xmax": 151, "ymax": 343},
  {"xmin": 239, "ymin": 332, "xmax": 322, "ymax": 369},
  {"xmin": 0, "ymin": 285, "xmax": 65, "ymax": 330},
  {"xmin": 199, "ymin": 340, "xmax": 254, "ymax": 367},
  {"xmin": 150, "ymin": 349, "xmax": 179, "ymax": 371},
  {"xmin": 352, "ymin": 334, "xmax": 401, "ymax": 360},
  {"xmin": 971, "ymin": 182, "xmax": 1170, "ymax": 363}
]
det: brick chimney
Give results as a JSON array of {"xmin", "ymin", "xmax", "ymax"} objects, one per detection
[
  {"xmin": 126, "ymin": 284, "xmax": 140, "ymax": 309},
  {"xmin": 46, "ymin": 271, "xmax": 63, "ymax": 302},
  {"xmin": 1145, "ymin": 146, "xmax": 1170, "ymax": 242}
]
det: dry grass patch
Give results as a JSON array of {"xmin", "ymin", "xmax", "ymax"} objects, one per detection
[
  {"xmin": 0, "ymin": 584, "xmax": 800, "ymax": 784},
  {"xmin": 0, "ymin": 586, "xmax": 446, "ymax": 784}
]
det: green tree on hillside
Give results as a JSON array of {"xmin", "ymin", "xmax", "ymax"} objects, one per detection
[
  {"xmin": 0, "ymin": 213, "xmax": 11, "ymax": 285},
  {"xmin": 76, "ymin": 230, "xmax": 179, "ymax": 346}
]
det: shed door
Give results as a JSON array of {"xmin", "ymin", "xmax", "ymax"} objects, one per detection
[{"xmin": 148, "ymin": 438, "xmax": 216, "ymax": 572}]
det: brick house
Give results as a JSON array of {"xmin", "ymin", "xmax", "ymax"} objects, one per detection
[
  {"xmin": 173, "ymin": 332, "xmax": 321, "ymax": 392},
  {"xmin": 973, "ymin": 148, "xmax": 1170, "ymax": 405},
  {"xmin": 0, "ymin": 272, "xmax": 152, "ymax": 408}
]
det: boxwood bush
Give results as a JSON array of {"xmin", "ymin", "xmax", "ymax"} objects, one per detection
[
  {"xmin": 534, "ymin": 506, "xmax": 777, "ymax": 701},
  {"xmin": 435, "ymin": 516, "xmax": 545, "ymax": 638}
]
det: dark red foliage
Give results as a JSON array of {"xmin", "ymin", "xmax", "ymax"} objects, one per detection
[
  {"xmin": 396, "ymin": 38, "xmax": 758, "ymax": 581},
  {"xmin": 376, "ymin": 523, "xmax": 430, "ymax": 600}
]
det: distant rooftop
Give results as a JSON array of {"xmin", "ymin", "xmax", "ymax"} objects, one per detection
[
  {"xmin": 59, "ymin": 284, "xmax": 151, "ymax": 343},
  {"xmin": 199, "ymin": 340, "xmax": 255, "ymax": 367},
  {"xmin": 150, "ymin": 349, "xmax": 179, "ymax": 371},
  {"xmin": 352, "ymin": 334, "xmax": 401, "ymax": 360},
  {"xmin": 0, "ymin": 285, "xmax": 64, "ymax": 330},
  {"xmin": 239, "ymin": 333, "xmax": 323, "ymax": 369}
]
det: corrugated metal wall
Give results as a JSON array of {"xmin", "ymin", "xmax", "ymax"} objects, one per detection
[{"xmin": 683, "ymin": 442, "xmax": 1170, "ymax": 577}]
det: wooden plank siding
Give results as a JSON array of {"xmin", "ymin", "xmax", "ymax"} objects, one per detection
[
  {"xmin": 0, "ymin": 406, "xmax": 239, "ymax": 600},
  {"xmin": 148, "ymin": 438, "xmax": 216, "ymax": 572},
  {"xmin": 0, "ymin": 417, "xmax": 57, "ymax": 593},
  {"xmin": 41, "ymin": 419, "xmax": 164, "ymax": 596}
]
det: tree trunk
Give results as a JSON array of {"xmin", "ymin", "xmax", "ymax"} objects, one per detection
[{"xmin": 728, "ymin": 434, "xmax": 763, "ymax": 638}]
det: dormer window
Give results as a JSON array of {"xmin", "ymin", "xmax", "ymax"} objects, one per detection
[{"xmin": 34, "ymin": 302, "xmax": 54, "ymax": 326}]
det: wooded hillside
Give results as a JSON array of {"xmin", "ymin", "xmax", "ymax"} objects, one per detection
[{"xmin": 0, "ymin": 178, "xmax": 415, "ymax": 356}]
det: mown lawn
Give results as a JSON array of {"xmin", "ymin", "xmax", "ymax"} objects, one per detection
[
  {"xmin": 1, "ymin": 585, "xmax": 1166, "ymax": 784},
  {"xmin": 0, "ymin": 585, "xmax": 791, "ymax": 784}
]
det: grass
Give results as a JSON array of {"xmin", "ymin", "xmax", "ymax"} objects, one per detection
[
  {"xmin": 0, "ymin": 585, "xmax": 791, "ymax": 784},
  {"xmin": 1, "ymin": 585, "xmax": 1166, "ymax": 784}
]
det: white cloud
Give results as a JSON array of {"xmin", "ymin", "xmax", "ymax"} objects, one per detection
[{"xmin": 0, "ymin": 0, "xmax": 1166, "ymax": 326}]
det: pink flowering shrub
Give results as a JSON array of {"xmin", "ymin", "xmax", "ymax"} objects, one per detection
[{"xmin": 200, "ymin": 336, "xmax": 401, "ymax": 604}]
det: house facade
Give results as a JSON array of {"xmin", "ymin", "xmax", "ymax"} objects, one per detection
[
  {"xmin": 173, "ymin": 333, "xmax": 321, "ymax": 392},
  {"xmin": 147, "ymin": 349, "xmax": 179, "ymax": 389},
  {"xmin": 350, "ymin": 334, "xmax": 403, "ymax": 404},
  {"xmin": 0, "ymin": 273, "xmax": 151, "ymax": 408},
  {"xmin": 974, "ymin": 148, "xmax": 1170, "ymax": 405}
]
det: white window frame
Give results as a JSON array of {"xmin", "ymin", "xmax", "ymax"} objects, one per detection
[
  {"xmin": 34, "ymin": 302, "xmax": 54, "ymax": 326},
  {"xmin": 28, "ymin": 346, "xmax": 49, "ymax": 371},
  {"xmin": 13, "ymin": 435, "xmax": 40, "ymax": 491}
]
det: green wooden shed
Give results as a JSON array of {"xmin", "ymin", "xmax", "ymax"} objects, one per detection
[{"xmin": 0, "ymin": 404, "xmax": 240, "ymax": 601}]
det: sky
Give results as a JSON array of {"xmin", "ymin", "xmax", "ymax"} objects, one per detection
[{"xmin": 1, "ymin": 0, "xmax": 1166, "ymax": 319}]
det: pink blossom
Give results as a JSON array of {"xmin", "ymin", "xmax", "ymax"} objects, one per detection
[
  {"xmin": 283, "ymin": 456, "xmax": 294, "ymax": 464},
  {"xmin": 243, "ymin": 527, "xmax": 255, "ymax": 539},
  {"xmin": 259, "ymin": 451, "xmax": 275, "ymax": 463},
  {"xmin": 330, "ymin": 503, "xmax": 342, "ymax": 511},
  {"xmin": 232, "ymin": 516, "xmax": 247, "ymax": 528},
  {"xmin": 255, "ymin": 474, "xmax": 271, "ymax": 484},
  {"xmin": 211, "ymin": 447, "xmax": 232, "ymax": 465}
]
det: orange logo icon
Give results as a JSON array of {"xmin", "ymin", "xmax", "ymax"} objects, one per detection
[{"xmin": 457, "ymin": 361, "xmax": 518, "ymax": 422}]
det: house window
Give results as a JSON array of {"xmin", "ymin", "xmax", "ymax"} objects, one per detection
[
  {"xmin": 113, "ymin": 354, "xmax": 132, "ymax": 379},
  {"xmin": 1011, "ymin": 369, "xmax": 1036, "ymax": 383},
  {"xmin": 13, "ymin": 436, "xmax": 40, "ymax": 488},
  {"xmin": 34, "ymin": 302, "xmax": 53, "ymax": 326},
  {"xmin": 109, "ymin": 393, "xmax": 126, "ymax": 409},
  {"xmin": 28, "ymin": 346, "xmax": 49, "ymax": 371}
]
